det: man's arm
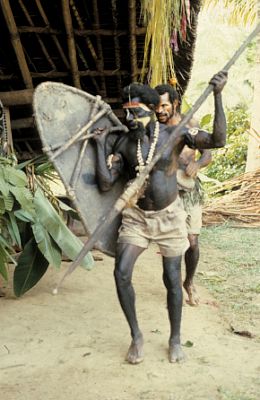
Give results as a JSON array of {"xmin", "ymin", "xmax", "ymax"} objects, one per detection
[
  {"xmin": 94, "ymin": 132, "xmax": 124, "ymax": 191},
  {"xmin": 190, "ymin": 71, "xmax": 228, "ymax": 150},
  {"xmin": 185, "ymin": 149, "xmax": 212, "ymax": 178}
]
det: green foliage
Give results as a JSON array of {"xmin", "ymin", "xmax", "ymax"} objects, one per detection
[
  {"xmin": 203, "ymin": 103, "xmax": 250, "ymax": 181},
  {"xmin": 0, "ymin": 156, "xmax": 94, "ymax": 297},
  {"xmin": 13, "ymin": 238, "xmax": 49, "ymax": 297}
]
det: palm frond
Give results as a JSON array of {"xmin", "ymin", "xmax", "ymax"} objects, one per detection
[
  {"xmin": 202, "ymin": 0, "xmax": 257, "ymax": 26},
  {"xmin": 140, "ymin": 0, "xmax": 191, "ymax": 87}
]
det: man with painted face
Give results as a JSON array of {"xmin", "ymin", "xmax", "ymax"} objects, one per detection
[
  {"xmin": 155, "ymin": 84, "xmax": 212, "ymax": 306},
  {"xmin": 94, "ymin": 71, "xmax": 227, "ymax": 365}
]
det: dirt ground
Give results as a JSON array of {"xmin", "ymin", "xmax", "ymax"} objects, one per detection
[{"xmin": 1, "ymin": 244, "xmax": 259, "ymax": 400}]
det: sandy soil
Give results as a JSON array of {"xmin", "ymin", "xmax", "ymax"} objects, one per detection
[{"xmin": 1, "ymin": 244, "xmax": 259, "ymax": 400}]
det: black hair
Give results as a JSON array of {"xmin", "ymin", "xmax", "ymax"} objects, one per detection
[
  {"xmin": 154, "ymin": 84, "xmax": 179, "ymax": 104},
  {"xmin": 122, "ymin": 83, "xmax": 160, "ymax": 107}
]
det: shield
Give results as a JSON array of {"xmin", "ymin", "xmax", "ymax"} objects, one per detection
[{"xmin": 33, "ymin": 82, "xmax": 127, "ymax": 257}]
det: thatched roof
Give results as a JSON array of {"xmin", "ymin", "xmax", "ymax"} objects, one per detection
[{"xmin": 0, "ymin": 0, "xmax": 201, "ymax": 159}]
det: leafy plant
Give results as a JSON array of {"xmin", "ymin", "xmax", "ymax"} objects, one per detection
[
  {"xmin": 0, "ymin": 156, "xmax": 94, "ymax": 297},
  {"xmin": 202, "ymin": 103, "xmax": 250, "ymax": 181}
]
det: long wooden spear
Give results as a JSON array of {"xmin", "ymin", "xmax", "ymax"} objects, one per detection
[{"xmin": 53, "ymin": 22, "xmax": 260, "ymax": 294}]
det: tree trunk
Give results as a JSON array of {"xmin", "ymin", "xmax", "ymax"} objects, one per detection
[{"xmin": 246, "ymin": 1, "xmax": 260, "ymax": 172}]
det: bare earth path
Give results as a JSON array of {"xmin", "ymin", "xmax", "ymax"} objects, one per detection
[{"xmin": 1, "ymin": 244, "xmax": 259, "ymax": 400}]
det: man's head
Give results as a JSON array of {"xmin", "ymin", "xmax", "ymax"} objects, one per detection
[
  {"xmin": 122, "ymin": 83, "xmax": 160, "ymax": 139},
  {"xmin": 154, "ymin": 84, "xmax": 180, "ymax": 125}
]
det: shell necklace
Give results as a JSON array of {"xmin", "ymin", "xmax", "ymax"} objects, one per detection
[{"xmin": 135, "ymin": 121, "xmax": 160, "ymax": 176}]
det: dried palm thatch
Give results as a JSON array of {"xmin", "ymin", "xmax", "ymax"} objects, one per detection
[
  {"xmin": 202, "ymin": 168, "xmax": 260, "ymax": 227},
  {"xmin": 140, "ymin": 0, "xmax": 201, "ymax": 92}
]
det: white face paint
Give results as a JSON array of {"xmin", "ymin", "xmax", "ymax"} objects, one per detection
[{"xmin": 123, "ymin": 102, "xmax": 153, "ymax": 129}]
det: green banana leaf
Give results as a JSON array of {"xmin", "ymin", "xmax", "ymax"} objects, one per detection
[
  {"xmin": 7, "ymin": 212, "xmax": 21, "ymax": 248},
  {"xmin": 0, "ymin": 235, "xmax": 17, "ymax": 281},
  {"xmin": 0, "ymin": 167, "xmax": 10, "ymax": 196},
  {"xmin": 32, "ymin": 222, "xmax": 61, "ymax": 269},
  {"xmin": 13, "ymin": 238, "xmax": 49, "ymax": 297},
  {"xmin": 9, "ymin": 186, "xmax": 35, "ymax": 214},
  {"xmin": 33, "ymin": 188, "xmax": 94, "ymax": 270},
  {"xmin": 14, "ymin": 209, "xmax": 35, "ymax": 223},
  {"xmin": 4, "ymin": 165, "xmax": 28, "ymax": 187},
  {"xmin": 3, "ymin": 192, "xmax": 14, "ymax": 211},
  {"xmin": 0, "ymin": 243, "xmax": 9, "ymax": 281}
]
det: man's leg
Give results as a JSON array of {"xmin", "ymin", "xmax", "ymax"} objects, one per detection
[
  {"xmin": 114, "ymin": 242, "xmax": 145, "ymax": 364},
  {"xmin": 162, "ymin": 255, "xmax": 186, "ymax": 363},
  {"xmin": 183, "ymin": 233, "xmax": 200, "ymax": 306}
]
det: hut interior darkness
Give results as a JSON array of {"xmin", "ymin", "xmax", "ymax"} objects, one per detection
[{"xmin": 0, "ymin": 0, "xmax": 200, "ymax": 160}]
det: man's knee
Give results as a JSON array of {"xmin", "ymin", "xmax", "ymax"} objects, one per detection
[
  {"xmin": 163, "ymin": 256, "xmax": 182, "ymax": 288},
  {"xmin": 188, "ymin": 234, "xmax": 199, "ymax": 251},
  {"xmin": 114, "ymin": 265, "xmax": 131, "ymax": 288}
]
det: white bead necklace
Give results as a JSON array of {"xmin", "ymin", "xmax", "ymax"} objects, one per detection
[{"xmin": 136, "ymin": 121, "xmax": 160, "ymax": 175}]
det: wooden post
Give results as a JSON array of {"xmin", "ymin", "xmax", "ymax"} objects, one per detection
[
  {"xmin": 1, "ymin": 0, "xmax": 33, "ymax": 89},
  {"xmin": 61, "ymin": 0, "xmax": 81, "ymax": 88}
]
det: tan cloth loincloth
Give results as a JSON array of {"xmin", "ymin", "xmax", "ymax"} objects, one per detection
[
  {"xmin": 118, "ymin": 196, "xmax": 189, "ymax": 257},
  {"xmin": 183, "ymin": 200, "xmax": 202, "ymax": 235}
]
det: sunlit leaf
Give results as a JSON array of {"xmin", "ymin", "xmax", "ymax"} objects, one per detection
[
  {"xmin": 33, "ymin": 188, "xmax": 94, "ymax": 270},
  {"xmin": 4, "ymin": 165, "xmax": 28, "ymax": 187},
  {"xmin": 13, "ymin": 238, "xmax": 49, "ymax": 297},
  {"xmin": 0, "ymin": 167, "xmax": 10, "ymax": 196},
  {"xmin": 0, "ymin": 244, "xmax": 8, "ymax": 281},
  {"xmin": 32, "ymin": 222, "xmax": 62, "ymax": 269},
  {"xmin": 7, "ymin": 212, "xmax": 21, "ymax": 248},
  {"xmin": 9, "ymin": 186, "xmax": 35, "ymax": 214},
  {"xmin": 200, "ymin": 113, "xmax": 212, "ymax": 128},
  {"xmin": 14, "ymin": 209, "xmax": 35, "ymax": 223}
]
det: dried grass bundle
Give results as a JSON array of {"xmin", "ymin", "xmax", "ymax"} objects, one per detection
[{"xmin": 203, "ymin": 168, "xmax": 260, "ymax": 227}]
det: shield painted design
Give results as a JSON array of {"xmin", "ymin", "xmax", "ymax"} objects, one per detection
[{"xmin": 33, "ymin": 82, "xmax": 127, "ymax": 257}]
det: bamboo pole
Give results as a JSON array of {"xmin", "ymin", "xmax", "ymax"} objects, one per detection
[
  {"xmin": 18, "ymin": 0, "xmax": 56, "ymax": 70},
  {"xmin": 18, "ymin": 27, "xmax": 147, "ymax": 36},
  {"xmin": 35, "ymin": 0, "xmax": 70, "ymax": 69},
  {"xmin": 61, "ymin": 0, "xmax": 81, "ymax": 88},
  {"xmin": 53, "ymin": 22, "xmax": 260, "ymax": 293},
  {"xmin": 1, "ymin": 0, "xmax": 33, "ymax": 89},
  {"xmin": 128, "ymin": 0, "xmax": 138, "ymax": 81}
]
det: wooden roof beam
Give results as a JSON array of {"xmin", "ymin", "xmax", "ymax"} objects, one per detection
[
  {"xmin": 61, "ymin": 0, "xmax": 81, "ymax": 88},
  {"xmin": 92, "ymin": 0, "xmax": 107, "ymax": 97},
  {"xmin": 128, "ymin": 0, "xmax": 138, "ymax": 81},
  {"xmin": 1, "ymin": 0, "xmax": 33, "ymax": 89},
  {"xmin": 0, "ymin": 89, "xmax": 124, "ymax": 107},
  {"xmin": 111, "ymin": 0, "xmax": 122, "ymax": 96},
  {"xmin": 35, "ymin": 0, "xmax": 70, "ymax": 69},
  {"xmin": 18, "ymin": 26, "xmax": 146, "ymax": 36},
  {"xmin": 18, "ymin": 0, "xmax": 56, "ymax": 71}
]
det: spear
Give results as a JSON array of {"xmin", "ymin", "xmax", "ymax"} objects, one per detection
[{"xmin": 53, "ymin": 22, "xmax": 260, "ymax": 294}]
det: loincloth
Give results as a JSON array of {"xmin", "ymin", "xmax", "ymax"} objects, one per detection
[
  {"xmin": 179, "ymin": 178, "xmax": 204, "ymax": 235},
  {"xmin": 118, "ymin": 196, "xmax": 189, "ymax": 257}
]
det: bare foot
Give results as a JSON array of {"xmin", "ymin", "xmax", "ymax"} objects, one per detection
[
  {"xmin": 125, "ymin": 336, "xmax": 144, "ymax": 364},
  {"xmin": 183, "ymin": 282, "xmax": 199, "ymax": 306},
  {"xmin": 168, "ymin": 344, "xmax": 186, "ymax": 363}
]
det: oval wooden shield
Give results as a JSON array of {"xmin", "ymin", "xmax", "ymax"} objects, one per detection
[{"xmin": 33, "ymin": 82, "xmax": 127, "ymax": 257}]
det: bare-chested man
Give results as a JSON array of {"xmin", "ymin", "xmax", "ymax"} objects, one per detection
[
  {"xmin": 93, "ymin": 71, "xmax": 227, "ymax": 364},
  {"xmin": 155, "ymin": 83, "xmax": 212, "ymax": 306}
]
